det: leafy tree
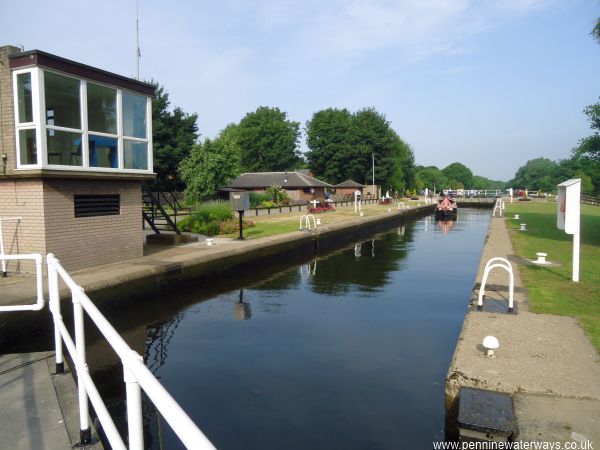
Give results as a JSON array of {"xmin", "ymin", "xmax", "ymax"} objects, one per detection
[
  {"xmin": 305, "ymin": 108, "xmax": 354, "ymax": 183},
  {"xmin": 471, "ymin": 175, "xmax": 506, "ymax": 190},
  {"xmin": 508, "ymin": 158, "xmax": 557, "ymax": 190},
  {"xmin": 151, "ymin": 83, "xmax": 199, "ymax": 190},
  {"xmin": 442, "ymin": 162, "xmax": 473, "ymax": 188},
  {"xmin": 414, "ymin": 166, "xmax": 447, "ymax": 191},
  {"xmin": 237, "ymin": 107, "xmax": 302, "ymax": 172},
  {"xmin": 305, "ymin": 107, "xmax": 415, "ymax": 192},
  {"xmin": 179, "ymin": 136, "xmax": 241, "ymax": 202},
  {"xmin": 593, "ymin": 17, "xmax": 600, "ymax": 44}
]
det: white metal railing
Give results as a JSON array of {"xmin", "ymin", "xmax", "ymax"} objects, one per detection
[
  {"xmin": 0, "ymin": 217, "xmax": 21, "ymax": 276},
  {"xmin": 492, "ymin": 198, "xmax": 505, "ymax": 217},
  {"xmin": 477, "ymin": 257, "xmax": 515, "ymax": 313},
  {"xmin": 299, "ymin": 214, "xmax": 317, "ymax": 231},
  {"xmin": 46, "ymin": 253, "xmax": 215, "ymax": 450},
  {"xmin": 0, "ymin": 253, "xmax": 44, "ymax": 312}
]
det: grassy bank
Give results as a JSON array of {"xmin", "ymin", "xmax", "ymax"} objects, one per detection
[
  {"xmin": 222, "ymin": 202, "xmax": 422, "ymax": 239},
  {"xmin": 504, "ymin": 200, "xmax": 600, "ymax": 350}
]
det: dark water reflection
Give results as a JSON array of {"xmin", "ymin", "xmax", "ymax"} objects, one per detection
[
  {"xmin": 119, "ymin": 209, "xmax": 489, "ymax": 450},
  {"xmin": 5, "ymin": 210, "xmax": 488, "ymax": 449}
]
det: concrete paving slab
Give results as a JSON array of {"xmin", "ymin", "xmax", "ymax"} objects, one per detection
[
  {"xmin": 0, "ymin": 352, "xmax": 71, "ymax": 450},
  {"xmin": 514, "ymin": 395, "xmax": 600, "ymax": 445}
]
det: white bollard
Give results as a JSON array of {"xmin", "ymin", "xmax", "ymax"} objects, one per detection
[
  {"xmin": 514, "ymin": 214, "xmax": 520, "ymax": 219},
  {"xmin": 206, "ymin": 238, "xmax": 214, "ymax": 246},
  {"xmin": 519, "ymin": 223, "xmax": 527, "ymax": 231},
  {"xmin": 316, "ymin": 218, "xmax": 321, "ymax": 225},
  {"xmin": 534, "ymin": 252, "xmax": 548, "ymax": 264}
]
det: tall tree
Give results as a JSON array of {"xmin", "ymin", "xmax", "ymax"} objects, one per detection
[
  {"xmin": 237, "ymin": 107, "xmax": 302, "ymax": 172},
  {"xmin": 305, "ymin": 107, "xmax": 415, "ymax": 191},
  {"xmin": 442, "ymin": 162, "xmax": 474, "ymax": 188},
  {"xmin": 305, "ymin": 108, "xmax": 354, "ymax": 182},
  {"xmin": 414, "ymin": 166, "xmax": 447, "ymax": 191},
  {"xmin": 508, "ymin": 158, "xmax": 558, "ymax": 190},
  {"xmin": 152, "ymin": 83, "xmax": 199, "ymax": 190},
  {"xmin": 179, "ymin": 135, "xmax": 242, "ymax": 202}
]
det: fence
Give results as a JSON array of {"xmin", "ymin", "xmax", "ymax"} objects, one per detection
[{"xmin": 0, "ymin": 253, "xmax": 216, "ymax": 449}]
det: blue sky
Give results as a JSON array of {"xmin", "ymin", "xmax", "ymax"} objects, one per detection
[{"xmin": 2, "ymin": 0, "xmax": 598, "ymax": 180}]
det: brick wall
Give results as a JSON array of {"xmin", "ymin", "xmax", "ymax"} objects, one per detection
[
  {"xmin": 0, "ymin": 179, "xmax": 47, "ymax": 273},
  {"xmin": 0, "ymin": 46, "xmax": 20, "ymax": 172},
  {"xmin": 43, "ymin": 179, "xmax": 143, "ymax": 271}
]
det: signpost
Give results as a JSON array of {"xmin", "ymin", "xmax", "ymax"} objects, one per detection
[
  {"xmin": 230, "ymin": 192, "xmax": 250, "ymax": 240},
  {"xmin": 557, "ymin": 179, "xmax": 581, "ymax": 282}
]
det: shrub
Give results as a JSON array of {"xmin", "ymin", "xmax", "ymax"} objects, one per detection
[
  {"xmin": 177, "ymin": 201, "xmax": 233, "ymax": 235},
  {"xmin": 249, "ymin": 192, "xmax": 271, "ymax": 208},
  {"xmin": 219, "ymin": 218, "xmax": 256, "ymax": 234},
  {"xmin": 194, "ymin": 201, "xmax": 233, "ymax": 222},
  {"xmin": 261, "ymin": 200, "xmax": 274, "ymax": 208}
]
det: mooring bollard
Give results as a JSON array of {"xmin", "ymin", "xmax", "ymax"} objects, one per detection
[
  {"xmin": 514, "ymin": 214, "xmax": 520, "ymax": 220},
  {"xmin": 534, "ymin": 252, "xmax": 548, "ymax": 264},
  {"xmin": 519, "ymin": 223, "xmax": 527, "ymax": 231},
  {"xmin": 206, "ymin": 238, "xmax": 214, "ymax": 246}
]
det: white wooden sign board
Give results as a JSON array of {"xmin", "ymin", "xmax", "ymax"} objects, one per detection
[{"xmin": 556, "ymin": 178, "xmax": 581, "ymax": 281}]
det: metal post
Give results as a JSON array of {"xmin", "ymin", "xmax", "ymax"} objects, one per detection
[
  {"xmin": 124, "ymin": 353, "xmax": 144, "ymax": 450},
  {"xmin": 237, "ymin": 210, "xmax": 245, "ymax": 240},
  {"xmin": 73, "ymin": 287, "xmax": 91, "ymax": 445},
  {"xmin": 573, "ymin": 231, "xmax": 580, "ymax": 282},
  {"xmin": 48, "ymin": 254, "xmax": 64, "ymax": 374},
  {"xmin": 372, "ymin": 154, "xmax": 375, "ymax": 198},
  {"xmin": 0, "ymin": 220, "xmax": 6, "ymax": 276}
]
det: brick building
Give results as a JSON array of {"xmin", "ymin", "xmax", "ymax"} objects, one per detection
[
  {"xmin": 333, "ymin": 179, "xmax": 363, "ymax": 198},
  {"xmin": 0, "ymin": 46, "xmax": 154, "ymax": 271},
  {"xmin": 228, "ymin": 171, "xmax": 332, "ymax": 202}
]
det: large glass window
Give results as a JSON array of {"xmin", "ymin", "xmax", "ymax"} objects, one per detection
[
  {"xmin": 47, "ymin": 130, "xmax": 82, "ymax": 166},
  {"xmin": 13, "ymin": 68, "xmax": 151, "ymax": 172},
  {"xmin": 18, "ymin": 129, "xmax": 37, "ymax": 165},
  {"xmin": 124, "ymin": 140, "xmax": 148, "ymax": 170},
  {"xmin": 89, "ymin": 135, "xmax": 118, "ymax": 168},
  {"xmin": 122, "ymin": 91, "xmax": 147, "ymax": 139},
  {"xmin": 17, "ymin": 73, "xmax": 33, "ymax": 123},
  {"xmin": 87, "ymin": 83, "xmax": 117, "ymax": 134},
  {"xmin": 44, "ymin": 72, "xmax": 81, "ymax": 129}
]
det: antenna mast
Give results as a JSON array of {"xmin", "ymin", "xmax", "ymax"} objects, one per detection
[{"xmin": 136, "ymin": 0, "xmax": 141, "ymax": 80}]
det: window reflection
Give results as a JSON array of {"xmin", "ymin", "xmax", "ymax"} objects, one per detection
[
  {"xmin": 122, "ymin": 91, "xmax": 147, "ymax": 139},
  {"xmin": 44, "ymin": 72, "xmax": 81, "ymax": 129},
  {"xmin": 17, "ymin": 73, "xmax": 33, "ymax": 123},
  {"xmin": 87, "ymin": 83, "xmax": 117, "ymax": 134},
  {"xmin": 18, "ymin": 129, "xmax": 37, "ymax": 165},
  {"xmin": 47, "ymin": 130, "xmax": 82, "ymax": 166},
  {"xmin": 124, "ymin": 140, "xmax": 148, "ymax": 170},
  {"xmin": 89, "ymin": 135, "xmax": 118, "ymax": 168}
]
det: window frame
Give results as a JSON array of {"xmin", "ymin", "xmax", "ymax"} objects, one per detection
[{"xmin": 12, "ymin": 68, "xmax": 153, "ymax": 174}]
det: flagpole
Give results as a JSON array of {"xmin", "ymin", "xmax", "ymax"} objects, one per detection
[{"xmin": 136, "ymin": 0, "xmax": 140, "ymax": 80}]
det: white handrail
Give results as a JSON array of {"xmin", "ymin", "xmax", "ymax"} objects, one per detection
[
  {"xmin": 0, "ymin": 253, "xmax": 44, "ymax": 312},
  {"xmin": 477, "ymin": 257, "xmax": 514, "ymax": 312},
  {"xmin": 492, "ymin": 198, "xmax": 504, "ymax": 217},
  {"xmin": 47, "ymin": 253, "xmax": 216, "ymax": 449},
  {"xmin": 299, "ymin": 214, "xmax": 317, "ymax": 231}
]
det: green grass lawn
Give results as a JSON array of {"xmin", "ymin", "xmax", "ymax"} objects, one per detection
[
  {"xmin": 504, "ymin": 200, "xmax": 600, "ymax": 350},
  {"xmin": 222, "ymin": 220, "xmax": 301, "ymax": 239}
]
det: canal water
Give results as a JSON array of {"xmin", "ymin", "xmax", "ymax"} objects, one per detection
[
  {"xmin": 8, "ymin": 208, "xmax": 488, "ymax": 449},
  {"xmin": 86, "ymin": 208, "xmax": 488, "ymax": 450}
]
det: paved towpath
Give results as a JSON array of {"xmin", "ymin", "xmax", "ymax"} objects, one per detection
[{"xmin": 445, "ymin": 215, "xmax": 600, "ymax": 444}]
